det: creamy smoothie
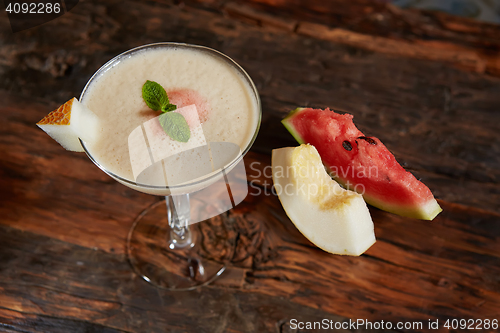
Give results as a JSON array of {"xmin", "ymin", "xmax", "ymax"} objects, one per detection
[{"xmin": 80, "ymin": 44, "xmax": 260, "ymax": 193}]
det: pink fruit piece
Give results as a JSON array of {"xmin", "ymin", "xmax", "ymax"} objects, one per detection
[{"xmin": 168, "ymin": 89, "xmax": 210, "ymax": 123}]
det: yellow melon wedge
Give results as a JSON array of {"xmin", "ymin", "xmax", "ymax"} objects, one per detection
[
  {"xmin": 37, "ymin": 98, "xmax": 101, "ymax": 152},
  {"xmin": 272, "ymin": 144, "xmax": 376, "ymax": 256}
]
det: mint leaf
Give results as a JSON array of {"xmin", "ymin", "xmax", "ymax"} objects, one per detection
[
  {"xmin": 158, "ymin": 112, "xmax": 191, "ymax": 143},
  {"xmin": 142, "ymin": 80, "xmax": 185, "ymax": 142},
  {"xmin": 142, "ymin": 80, "xmax": 169, "ymax": 111},
  {"xmin": 161, "ymin": 103, "xmax": 177, "ymax": 113}
]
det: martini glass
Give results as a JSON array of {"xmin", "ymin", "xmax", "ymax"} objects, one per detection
[{"xmin": 79, "ymin": 43, "xmax": 261, "ymax": 290}]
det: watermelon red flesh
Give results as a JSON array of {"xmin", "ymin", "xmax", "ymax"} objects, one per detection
[{"xmin": 282, "ymin": 107, "xmax": 442, "ymax": 220}]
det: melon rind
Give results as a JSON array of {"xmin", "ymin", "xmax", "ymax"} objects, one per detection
[
  {"xmin": 272, "ymin": 145, "xmax": 376, "ymax": 256},
  {"xmin": 282, "ymin": 107, "xmax": 442, "ymax": 221},
  {"xmin": 37, "ymin": 98, "xmax": 101, "ymax": 152}
]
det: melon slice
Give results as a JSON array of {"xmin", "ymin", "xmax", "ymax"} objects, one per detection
[
  {"xmin": 272, "ymin": 144, "xmax": 376, "ymax": 256},
  {"xmin": 282, "ymin": 107, "xmax": 442, "ymax": 220},
  {"xmin": 36, "ymin": 98, "xmax": 101, "ymax": 152}
]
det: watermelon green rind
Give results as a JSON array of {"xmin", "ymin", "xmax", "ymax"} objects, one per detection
[
  {"xmin": 282, "ymin": 108, "xmax": 306, "ymax": 145},
  {"xmin": 331, "ymin": 167, "xmax": 442, "ymax": 220},
  {"xmin": 358, "ymin": 190, "xmax": 442, "ymax": 220},
  {"xmin": 282, "ymin": 107, "xmax": 442, "ymax": 221}
]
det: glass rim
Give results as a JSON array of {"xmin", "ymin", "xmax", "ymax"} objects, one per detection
[{"xmin": 79, "ymin": 42, "xmax": 262, "ymax": 191}]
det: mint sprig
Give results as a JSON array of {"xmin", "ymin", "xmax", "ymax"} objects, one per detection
[{"xmin": 142, "ymin": 80, "xmax": 190, "ymax": 143}]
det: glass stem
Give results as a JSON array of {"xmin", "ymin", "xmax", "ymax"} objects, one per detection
[{"xmin": 166, "ymin": 194, "xmax": 193, "ymax": 248}]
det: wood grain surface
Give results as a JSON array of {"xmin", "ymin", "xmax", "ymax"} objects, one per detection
[{"xmin": 1, "ymin": 0, "xmax": 499, "ymax": 332}]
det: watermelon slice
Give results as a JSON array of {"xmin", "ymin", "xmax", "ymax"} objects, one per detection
[{"xmin": 282, "ymin": 107, "xmax": 442, "ymax": 220}]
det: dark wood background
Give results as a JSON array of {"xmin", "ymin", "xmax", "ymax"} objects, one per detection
[{"xmin": 1, "ymin": 0, "xmax": 499, "ymax": 332}]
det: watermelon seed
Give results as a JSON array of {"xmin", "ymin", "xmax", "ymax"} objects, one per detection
[
  {"xmin": 342, "ymin": 141, "xmax": 352, "ymax": 151},
  {"xmin": 358, "ymin": 136, "xmax": 377, "ymax": 145}
]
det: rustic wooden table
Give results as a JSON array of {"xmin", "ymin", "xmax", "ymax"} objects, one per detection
[{"xmin": 1, "ymin": 0, "xmax": 499, "ymax": 332}]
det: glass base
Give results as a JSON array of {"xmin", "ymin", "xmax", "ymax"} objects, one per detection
[{"xmin": 126, "ymin": 199, "xmax": 233, "ymax": 290}]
